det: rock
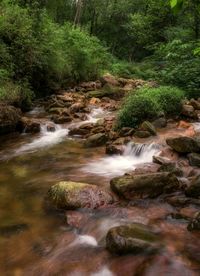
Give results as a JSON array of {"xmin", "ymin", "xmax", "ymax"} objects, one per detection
[
  {"xmin": 106, "ymin": 144, "xmax": 123, "ymax": 155},
  {"xmin": 110, "ymin": 172, "xmax": 179, "ymax": 199},
  {"xmin": 190, "ymin": 99, "xmax": 200, "ymax": 110},
  {"xmin": 166, "ymin": 195, "xmax": 191, "ymax": 207},
  {"xmin": 141, "ymin": 121, "xmax": 157, "ymax": 136},
  {"xmin": 106, "ymin": 223, "xmax": 160, "ymax": 255},
  {"xmin": 100, "ymin": 73, "xmax": 120, "ymax": 87},
  {"xmin": 69, "ymin": 123, "xmax": 94, "ymax": 136},
  {"xmin": 166, "ymin": 136, "xmax": 200, "ymax": 153},
  {"xmin": 158, "ymin": 163, "xmax": 183, "ymax": 177},
  {"xmin": 48, "ymin": 181, "xmax": 114, "ymax": 210},
  {"xmin": 181, "ymin": 104, "xmax": 195, "ymax": 118},
  {"xmin": 84, "ymin": 133, "xmax": 108, "ymax": 147},
  {"xmin": 185, "ymin": 175, "xmax": 200, "ymax": 198},
  {"xmin": 80, "ymin": 81, "xmax": 100, "ymax": 92},
  {"xmin": 0, "ymin": 104, "xmax": 21, "ymax": 134},
  {"xmin": 134, "ymin": 130, "xmax": 151, "ymax": 138},
  {"xmin": 119, "ymin": 127, "xmax": 135, "ymax": 137},
  {"xmin": 46, "ymin": 124, "xmax": 56, "ymax": 132},
  {"xmin": 70, "ymin": 103, "xmax": 85, "ymax": 113},
  {"xmin": 18, "ymin": 117, "xmax": 40, "ymax": 133},
  {"xmin": 89, "ymin": 97, "xmax": 101, "ymax": 105},
  {"xmin": 153, "ymin": 155, "xmax": 172, "ymax": 165},
  {"xmin": 51, "ymin": 115, "xmax": 72, "ymax": 124},
  {"xmin": 188, "ymin": 153, "xmax": 200, "ymax": 167},
  {"xmin": 187, "ymin": 212, "xmax": 200, "ymax": 231},
  {"xmin": 152, "ymin": 118, "xmax": 167, "ymax": 128}
]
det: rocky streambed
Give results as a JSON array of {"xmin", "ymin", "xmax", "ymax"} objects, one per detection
[{"xmin": 0, "ymin": 76, "xmax": 200, "ymax": 275}]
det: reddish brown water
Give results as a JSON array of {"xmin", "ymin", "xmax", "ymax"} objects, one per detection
[{"xmin": 0, "ymin": 109, "xmax": 199, "ymax": 276}]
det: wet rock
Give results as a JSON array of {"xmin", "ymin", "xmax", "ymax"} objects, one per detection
[
  {"xmin": 0, "ymin": 104, "xmax": 21, "ymax": 134},
  {"xmin": 153, "ymin": 155, "xmax": 172, "ymax": 165},
  {"xmin": 84, "ymin": 133, "xmax": 108, "ymax": 147},
  {"xmin": 187, "ymin": 212, "xmax": 200, "ymax": 231},
  {"xmin": 106, "ymin": 144, "xmax": 123, "ymax": 155},
  {"xmin": 70, "ymin": 103, "xmax": 85, "ymax": 113},
  {"xmin": 166, "ymin": 136, "xmax": 200, "ymax": 153},
  {"xmin": 166, "ymin": 195, "xmax": 191, "ymax": 207},
  {"xmin": 69, "ymin": 123, "xmax": 94, "ymax": 137},
  {"xmin": 152, "ymin": 118, "xmax": 167, "ymax": 128},
  {"xmin": 18, "ymin": 117, "xmax": 40, "ymax": 133},
  {"xmin": 141, "ymin": 121, "xmax": 157, "ymax": 136},
  {"xmin": 48, "ymin": 181, "xmax": 114, "ymax": 210},
  {"xmin": 188, "ymin": 153, "xmax": 200, "ymax": 167},
  {"xmin": 51, "ymin": 115, "xmax": 72, "ymax": 124},
  {"xmin": 106, "ymin": 223, "xmax": 160, "ymax": 255},
  {"xmin": 158, "ymin": 163, "xmax": 183, "ymax": 177},
  {"xmin": 185, "ymin": 175, "xmax": 200, "ymax": 198},
  {"xmin": 110, "ymin": 172, "xmax": 179, "ymax": 199},
  {"xmin": 181, "ymin": 104, "xmax": 195, "ymax": 118},
  {"xmin": 46, "ymin": 124, "xmax": 56, "ymax": 132},
  {"xmin": 134, "ymin": 130, "xmax": 151, "ymax": 138},
  {"xmin": 119, "ymin": 127, "xmax": 135, "ymax": 137}
]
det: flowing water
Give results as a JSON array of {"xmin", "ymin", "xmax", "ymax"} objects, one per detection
[{"xmin": 0, "ymin": 107, "xmax": 199, "ymax": 275}]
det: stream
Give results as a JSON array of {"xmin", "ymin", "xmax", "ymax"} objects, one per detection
[{"xmin": 0, "ymin": 106, "xmax": 200, "ymax": 276}]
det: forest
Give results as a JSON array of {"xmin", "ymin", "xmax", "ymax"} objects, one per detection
[{"xmin": 0, "ymin": 0, "xmax": 200, "ymax": 275}]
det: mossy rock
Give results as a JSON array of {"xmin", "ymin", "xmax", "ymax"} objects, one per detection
[
  {"xmin": 166, "ymin": 136, "xmax": 200, "ymax": 153},
  {"xmin": 106, "ymin": 223, "xmax": 161, "ymax": 255},
  {"xmin": 86, "ymin": 84, "xmax": 124, "ymax": 99},
  {"xmin": 48, "ymin": 181, "xmax": 114, "ymax": 210},
  {"xmin": 110, "ymin": 172, "xmax": 179, "ymax": 199}
]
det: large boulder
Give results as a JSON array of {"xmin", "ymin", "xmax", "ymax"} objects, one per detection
[
  {"xmin": 18, "ymin": 117, "xmax": 40, "ymax": 133},
  {"xmin": 185, "ymin": 175, "xmax": 200, "ymax": 198},
  {"xmin": 84, "ymin": 133, "xmax": 108, "ymax": 147},
  {"xmin": 166, "ymin": 136, "xmax": 200, "ymax": 153},
  {"xmin": 0, "ymin": 104, "xmax": 21, "ymax": 134},
  {"xmin": 181, "ymin": 104, "xmax": 195, "ymax": 118},
  {"xmin": 187, "ymin": 212, "xmax": 200, "ymax": 231},
  {"xmin": 48, "ymin": 181, "xmax": 114, "ymax": 210},
  {"xmin": 110, "ymin": 172, "xmax": 179, "ymax": 199},
  {"xmin": 106, "ymin": 223, "xmax": 160, "ymax": 255}
]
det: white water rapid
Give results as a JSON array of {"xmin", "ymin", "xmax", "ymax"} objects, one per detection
[{"xmin": 82, "ymin": 142, "xmax": 160, "ymax": 177}]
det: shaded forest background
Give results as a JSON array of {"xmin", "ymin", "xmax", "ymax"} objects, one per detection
[{"xmin": 0, "ymin": 0, "xmax": 200, "ymax": 108}]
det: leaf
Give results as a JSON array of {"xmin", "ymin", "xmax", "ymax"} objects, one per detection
[
  {"xmin": 170, "ymin": 0, "xmax": 183, "ymax": 13},
  {"xmin": 194, "ymin": 47, "xmax": 200, "ymax": 55}
]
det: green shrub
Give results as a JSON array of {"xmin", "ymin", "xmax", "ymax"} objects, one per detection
[
  {"xmin": 156, "ymin": 40, "xmax": 200, "ymax": 99},
  {"xmin": 117, "ymin": 86, "xmax": 185, "ymax": 128}
]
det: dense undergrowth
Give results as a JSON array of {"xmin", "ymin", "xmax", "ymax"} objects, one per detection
[{"xmin": 117, "ymin": 86, "xmax": 185, "ymax": 129}]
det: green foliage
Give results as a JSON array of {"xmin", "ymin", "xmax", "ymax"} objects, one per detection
[
  {"xmin": 156, "ymin": 40, "xmax": 200, "ymax": 99},
  {"xmin": 0, "ymin": 0, "xmax": 111, "ymax": 105},
  {"xmin": 117, "ymin": 86, "xmax": 185, "ymax": 128}
]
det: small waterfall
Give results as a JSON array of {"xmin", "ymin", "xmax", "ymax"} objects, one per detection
[
  {"xmin": 82, "ymin": 142, "xmax": 160, "ymax": 177},
  {"xmin": 16, "ymin": 123, "xmax": 69, "ymax": 154}
]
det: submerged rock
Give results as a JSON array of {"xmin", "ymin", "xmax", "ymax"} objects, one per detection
[
  {"xmin": 84, "ymin": 133, "xmax": 108, "ymax": 147},
  {"xmin": 166, "ymin": 136, "xmax": 200, "ymax": 153},
  {"xmin": 187, "ymin": 212, "xmax": 200, "ymax": 231},
  {"xmin": 0, "ymin": 104, "xmax": 21, "ymax": 134},
  {"xmin": 48, "ymin": 181, "xmax": 114, "ymax": 210},
  {"xmin": 110, "ymin": 172, "xmax": 179, "ymax": 199},
  {"xmin": 106, "ymin": 223, "xmax": 160, "ymax": 255}
]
